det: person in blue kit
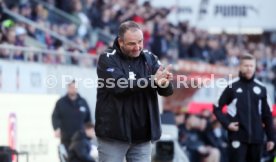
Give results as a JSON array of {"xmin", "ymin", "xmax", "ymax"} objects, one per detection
[{"xmin": 214, "ymin": 54, "xmax": 275, "ymax": 162}]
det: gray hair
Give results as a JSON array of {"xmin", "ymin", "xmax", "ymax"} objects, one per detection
[{"xmin": 118, "ymin": 21, "xmax": 142, "ymax": 39}]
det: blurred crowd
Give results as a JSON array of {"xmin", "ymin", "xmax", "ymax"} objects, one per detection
[
  {"xmin": 0, "ymin": 0, "xmax": 276, "ymax": 97},
  {"xmin": 0, "ymin": 0, "xmax": 276, "ymax": 76},
  {"xmin": 0, "ymin": 2, "xmax": 274, "ymax": 63},
  {"xmin": 0, "ymin": 0, "xmax": 92, "ymax": 64},
  {"xmin": 175, "ymin": 110, "xmax": 276, "ymax": 162},
  {"xmin": 1, "ymin": 0, "xmax": 276, "ymax": 91}
]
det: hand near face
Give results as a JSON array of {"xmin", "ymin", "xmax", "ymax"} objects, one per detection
[{"xmin": 154, "ymin": 65, "xmax": 173, "ymax": 87}]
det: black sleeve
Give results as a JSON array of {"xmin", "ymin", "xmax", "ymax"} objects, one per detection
[
  {"xmin": 52, "ymin": 100, "xmax": 61, "ymax": 130},
  {"xmin": 150, "ymin": 54, "xmax": 173, "ymax": 96},
  {"xmin": 261, "ymin": 88, "xmax": 275, "ymax": 141},
  {"xmin": 97, "ymin": 53, "xmax": 154, "ymax": 96},
  {"xmin": 213, "ymin": 86, "xmax": 233, "ymax": 129},
  {"xmin": 73, "ymin": 141, "xmax": 95, "ymax": 162}
]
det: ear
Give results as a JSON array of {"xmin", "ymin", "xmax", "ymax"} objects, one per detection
[{"xmin": 118, "ymin": 37, "xmax": 123, "ymax": 47}]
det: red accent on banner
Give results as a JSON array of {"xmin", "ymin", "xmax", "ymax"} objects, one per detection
[
  {"xmin": 273, "ymin": 105, "xmax": 276, "ymax": 117},
  {"xmin": 187, "ymin": 102, "xmax": 213, "ymax": 114},
  {"xmin": 8, "ymin": 113, "xmax": 17, "ymax": 161}
]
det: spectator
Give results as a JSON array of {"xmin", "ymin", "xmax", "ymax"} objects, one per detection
[
  {"xmin": 207, "ymin": 36, "xmax": 226, "ymax": 64},
  {"xmin": 33, "ymin": 4, "xmax": 49, "ymax": 22},
  {"xmin": 5, "ymin": 28, "xmax": 16, "ymax": 45},
  {"xmin": 3, "ymin": 0, "xmax": 19, "ymax": 8},
  {"xmin": 182, "ymin": 114, "xmax": 220, "ymax": 162},
  {"xmin": 55, "ymin": 0, "xmax": 73, "ymax": 13},
  {"xmin": 15, "ymin": 26, "xmax": 27, "ymax": 46},
  {"xmin": 71, "ymin": 0, "xmax": 90, "ymax": 38},
  {"xmin": 68, "ymin": 123, "xmax": 97, "ymax": 162},
  {"xmin": 225, "ymin": 44, "xmax": 239, "ymax": 67},
  {"xmin": 188, "ymin": 36, "xmax": 209, "ymax": 61},
  {"xmin": 86, "ymin": 0, "xmax": 105, "ymax": 29},
  {"xmin": 211, "ymin": 121, "xmax": 228, "ymax": 162},
  {"xmin": 0, "ymin": 27, "xmax": 3, "ymax": 43},
  {"xmin": 19, "ymin": 3, "xmax": 32, "ymax": 19},
  {"xmin": 0, "ymin": 42, "xmax": 10, "ymax": 59},
  {"xmin": 178, "ymin": 33, "xmax": 192, "ymax": 59},
  {"xmin": 150, "ymin": 16, "xmax": 168, "ymax": 59},
  {"xmin": 175, "ymin": 113, "xmax": 188, "ymax": 147}
]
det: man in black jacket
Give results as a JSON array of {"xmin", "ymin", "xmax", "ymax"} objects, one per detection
[
  {"xmin": 68, "ymin": 123, "xmax": 96, "ymax": 162},
  {"xmin": 214, "ymin": 54, "xmax": 275, "ymax": 162},
  {"xmin": 95, "ymin": 21, "xmax": 173, "ymax": 162},
  {"xmin": 52, "ymin": 80, "xmax": 92, "ymax": 152}
]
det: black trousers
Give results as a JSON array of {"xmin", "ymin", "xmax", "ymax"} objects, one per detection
[
  {"xmin": 229, "ymin": 141, "xmax": 263, "ymax": 162},
  {"xmin": 61, "ymin": 139, "xmax": 71, "ymax": 151}
]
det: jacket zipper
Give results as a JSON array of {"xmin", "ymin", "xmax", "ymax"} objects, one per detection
[{"xmin": 247, "ymin": 88, "xmax": 252, "ymax": 143}]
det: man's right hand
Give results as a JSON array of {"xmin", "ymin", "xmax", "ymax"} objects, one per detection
[
  {"xmin": 198, "ymin": 146, "xmax": 209, "ymax": 155},
  {"xmin": 154, "ymin": 65, "xmax": 172, "ymax": 87},
  {"xmin": 228, "ymin": 122, "xmax": 239, "ymax": 132},
  {"xmin": 54, "ymin": 128, "xmax": 61, "ymax": 138}
]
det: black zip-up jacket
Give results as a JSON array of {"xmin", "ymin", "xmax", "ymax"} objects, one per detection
[
  {"xmin": 52, "ymin": 94, "xmax": 92, "ymax": 142},
  {"xmin": 214, "ymin": 74, "xmax": 274, "ymax": 144},
  {"xmin": 68, "ymin": 130, "xmax": 96, "ymax": 162},
  {"xmin": 95, "ymin": 38, "xmax": 173, "ymax": 143}
]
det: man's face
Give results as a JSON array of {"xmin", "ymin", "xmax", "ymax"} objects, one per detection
[
  {"xmin": 118, "ymin": 29, "xmax": 143, "ymax": 58},
  {"xmin": 85, "ymin": 128, "xmax": 95, "ymax": 138},
  {"xmin": 67, "ymin": 83, "xmax": 77, "ymax": 98},
  {"xmin": 240, "ymin": 59, "xmax": 256, "ymax": 80},
  {"xmin": 7, "ymin": 30, "xmax": 16, "ymax": 44}
]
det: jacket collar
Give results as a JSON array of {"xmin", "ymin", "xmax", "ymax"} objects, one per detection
[
  {"xmin": 65, "ymin": 93, "xmax": 80, "ymax": 102},
  {"xmin": 239, "ymin": 72, "xmax": 255, "ymax": 83}
]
